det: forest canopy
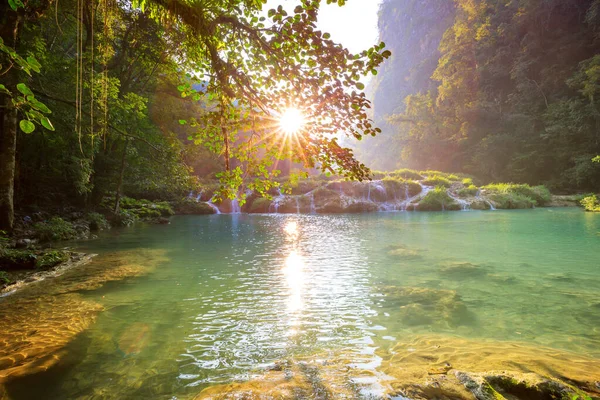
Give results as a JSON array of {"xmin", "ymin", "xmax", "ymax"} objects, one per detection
[
  {"xmin": 0, "ymin": 0, "xmax": 389, "ymax": 230},
  {"xmin": 359, "ymin": 0, "xmax": 600, "ymax": 192}
]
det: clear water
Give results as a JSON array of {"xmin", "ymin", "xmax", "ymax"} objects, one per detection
[{"xmin": 3, "ymin": 208, "xmax": 600, "ymax": 398}]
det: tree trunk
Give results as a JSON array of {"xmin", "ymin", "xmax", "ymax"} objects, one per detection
[
  {"xmin": 0, "ymin": 5, "xmax": 20, "ymax": 232},
  {"xmin": 114, "ymin": 139, "xmax": 129, "ymax": 213},
  {"xmin": 0, "ymin": 89, "xmax": 18, "ymax": 232}
]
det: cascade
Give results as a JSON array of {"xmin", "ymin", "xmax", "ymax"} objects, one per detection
[
  {"xmin": 269, "ymin": 188, "xmax": 285, "ymax": 214},
  {"xmin": 476, "ymin": 189, "xmax": 496, "ymax": 210},
  {"xmin": 448, "ymin": 191, "xmax": 470, "ymax": 211},
  {"xmin": 295, "ymin": 197, "xmax": 300, "ymax": 214},
  {"xmin": 401, "ymin": 183, "xmax": 432, "ymax": 211},
  {"xmin": 310, "ymin": 193, "xmax": 316, "ymax": 213},
  {"xmin": 231, "ymin": 198, "xmax": 241, "ymax": 214},
  {"xmin": 206, "ymin": 196, "xmax": 221, "ymax": 214}
]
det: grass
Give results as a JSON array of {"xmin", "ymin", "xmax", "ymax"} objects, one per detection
[
  {"xmin": 488, "ymin": 192, "xmax": 535, "ymax": 209},
  {"xmin": 390, "ymin": 169, "xmax": 424, "ymax": 180},
  {"xmin": 33, "ymin": 217, "xmax": 77, "ymax": 242},
  {"xmin": 482, "ymin": 183, "xmax": 551, "ymax": 206},
  {"xmin": 422, "ymin": 175, "xmax": 452, "ymax": 188},
  {"xmin": 458, "ymin": 184, "xmax": 479, "ymax": 198},
  {"xmin": 36, "ymin": 250, "xmax": 70, "ymax": 270}
]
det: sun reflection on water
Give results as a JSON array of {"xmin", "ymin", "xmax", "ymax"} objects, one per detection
[{"xmin": 283, "ymin": 250, "xmax": 304, "ymax": 313}]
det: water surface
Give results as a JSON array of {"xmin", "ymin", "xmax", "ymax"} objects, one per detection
[{"xmin": 2, "ymin": 208, "xmax": 600, "ymax": 398}]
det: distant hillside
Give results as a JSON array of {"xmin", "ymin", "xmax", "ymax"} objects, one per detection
[
  {"xmin": 360, "ymin": 0, "xmax": 600, "ymax": 192},
  {"xmin": 356, "ymin": 0, "xmax": 455, "ymax": 170}
]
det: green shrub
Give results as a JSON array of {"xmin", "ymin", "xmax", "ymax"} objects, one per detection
[
  {"xmin": 87, "ymin": 212, "xmax": 110, "ymax": 231},
  {"xmin": 0, "ymin": 271, "xmax": 12, "ymax": 285},
  {"xmin": 462, "ymin": 178, "xmax": 474, "ymax": 186},
  {"xmin": 488, "ymin": 192, "xmax": 535, "ymax": 209},
  {"xmin": 392, "ymin": 168, "xmax": 424, "ymax": 180},
  {"xmin": 482, "ymin": 183, "xmax": 551, "ymax": 206},
  {"xmin": 371, "ymin": 171, "xmax": 386, "ymax": 180},
  {"xmin": 458, "ymin": 185, "xmax": 479, "ymax": 198},
  {"xmin": 422, "ymin": 175, "xmax": 452, "ymax": 187},
  {"xmin": 33, "ymin": 217, "xmax": 77, "ymax": 242},
  {"xmin": 417, "ymin": 186, "xmax": 457, "ymax": 211},
  {"xmin": 36, "ymin": 250, "xmax": 70, "ymax": 270},
  {"xmin": 113, "ymin": 210, "xmax": 138, "ymax": 226},
  {"xmin": 174, "ymin": 199, "xmax": 216, "ymax": 214},
  {"xmin": 581, "ymin": 194, "xmax": 600, "ymax": 211},
  {"xmin": 0, "ymin": 249, "xmax": 37, "ymax": 269}
]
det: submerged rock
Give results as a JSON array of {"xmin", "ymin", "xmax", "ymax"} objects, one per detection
[
  {"xmin": 382, "ymin": 335, "xmax": 600, "ymax": 400},
  {"xmin": 379, "ymin": 286, "xmax": 474, "ymax": 327},
  {"xmin": 438, "ymin": 262, "xmax": 491, "ymax": 279}
]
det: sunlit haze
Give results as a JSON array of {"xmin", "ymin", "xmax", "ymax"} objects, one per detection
[{"xmin": 263, "ymin": 0, "xmax": 382, "ymax": 54}]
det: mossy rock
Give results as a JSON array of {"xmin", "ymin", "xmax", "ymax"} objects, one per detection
[
  {"xmin": 439, "ymin": 262, "xmax": 490, "ymax": 279},
  {"xmin": 344, "ymin": 202, "xmax": 379, "ymax": 213},
  {"xmin": 36, "ymin": 250, "xmax": 70, "ymax": 270},
  {"xmin": 417, "ymin": 187, "xmax": 458, "ymax": 211},
  {"xmin": 316, "ymin": 197, "xmax": 345, "ymax": 213},
  {"xmin": 471, "ymin": 200, "xmax": 491, "ymax": 210},
  {"xmin": 248, "ymin": 197, "xmax": 272, "ymax": 213},
  {"xmin": 174, "ymin": 200, "xmax": 216, "ymax": 215},
  {"xmin": 0, "ymin": 249, "xmax": 37, "ymax": 270}
]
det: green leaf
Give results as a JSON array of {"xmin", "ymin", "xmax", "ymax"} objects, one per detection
[
  {"xmin": 382, "ymin": 50, "xmax": 392, "ymax": 58},
  {"xmin": 40, "ymin": 117, "xmax": 55, "ymax": 131},
  {"xmin": 0, "ymin": 84, "xmax": 9, "ymax": 94},
  {"xmin": 178, "ymin": 119, "xmax": 187, "ymax": 125},
  {"xmin": 19, "ymin": 120, "xmax": 35, "ymax": 134},
  {"xmin": 356, "ymin": 82, "xmax": 365, "ymax": 90},
  {"xmin": 16, "ymin": 83, "xmax": 33, "ymax": 96},
  {"xmin": 26, "ymin": 56, "xmax": 41, "ymax": 73},
  {"xmin": 30, "ymin": 99, "xmax": 51, "ymax": 114}
]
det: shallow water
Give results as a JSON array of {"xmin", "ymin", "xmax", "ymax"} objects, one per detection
[{"xmin": 2, "ymin": 208, "xmax": 600, "ymax": 399}]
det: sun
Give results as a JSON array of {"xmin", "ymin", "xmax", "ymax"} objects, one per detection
[{"xmin": 278, "ymin": 108, "xmax": 306, "ymax": 135}]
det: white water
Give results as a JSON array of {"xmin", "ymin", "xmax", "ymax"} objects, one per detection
[
  {"xmin": 448, "ymin": 191, "xmax": 470, "ymax": 211},
  {"xmin": 476, "ymin": 189, "xmax": 496, "ymax": 210},
  {"xmin": 231, "ymin": 198, "xmax": 241, "ymax": 214},
  {"xmin": 207, "ymin": 195, "xmax": 222, "ymax": 214}
]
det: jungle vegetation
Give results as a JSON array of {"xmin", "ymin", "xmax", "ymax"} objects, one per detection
[
  {"xmin": 0, "ymin": 0, "xmax": 390, "ymax": 231},
  {"xmin": 359, "ymin": 0, "xmax": 600, "ymax": 193}
]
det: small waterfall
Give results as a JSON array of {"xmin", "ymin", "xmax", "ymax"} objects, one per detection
[
  {"xmin": 269, "ymin": 188, "xmax": 285, "ymax": 214},
  {"xmin": 448, "ymin": 191, "xmax": 470, "ymax": 211},
  {"xmin": 401, "ymin": 183, "xmax": 432, "ymax": 211},
  {"xmin": 404, "ymin": 184, "xmax": 409, "ymax": 201},
  {"xmin": 476, "ymin": 189, "xmax": 496, "ymax": 210},
  {"xmin": 310, "ymin": 193, "xmax": 316, "ymax": 213},
  {"xmin": 295, "ymin": 197, "xmax": 300, "ymax": 214},
  {"xmin": 206, "ymin": 196, "xmax": 221, "ymax": 214},
  {"xmin": 195, "ymin": 191, "xmax": 203, "ymax": 202},
  {"xmin": 231, "ymin": 198, "xmax": 241, "ymax": 214},
  {"xmin": 366, "ymin": 183, "xmax": 372, "ymax": 202}
]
